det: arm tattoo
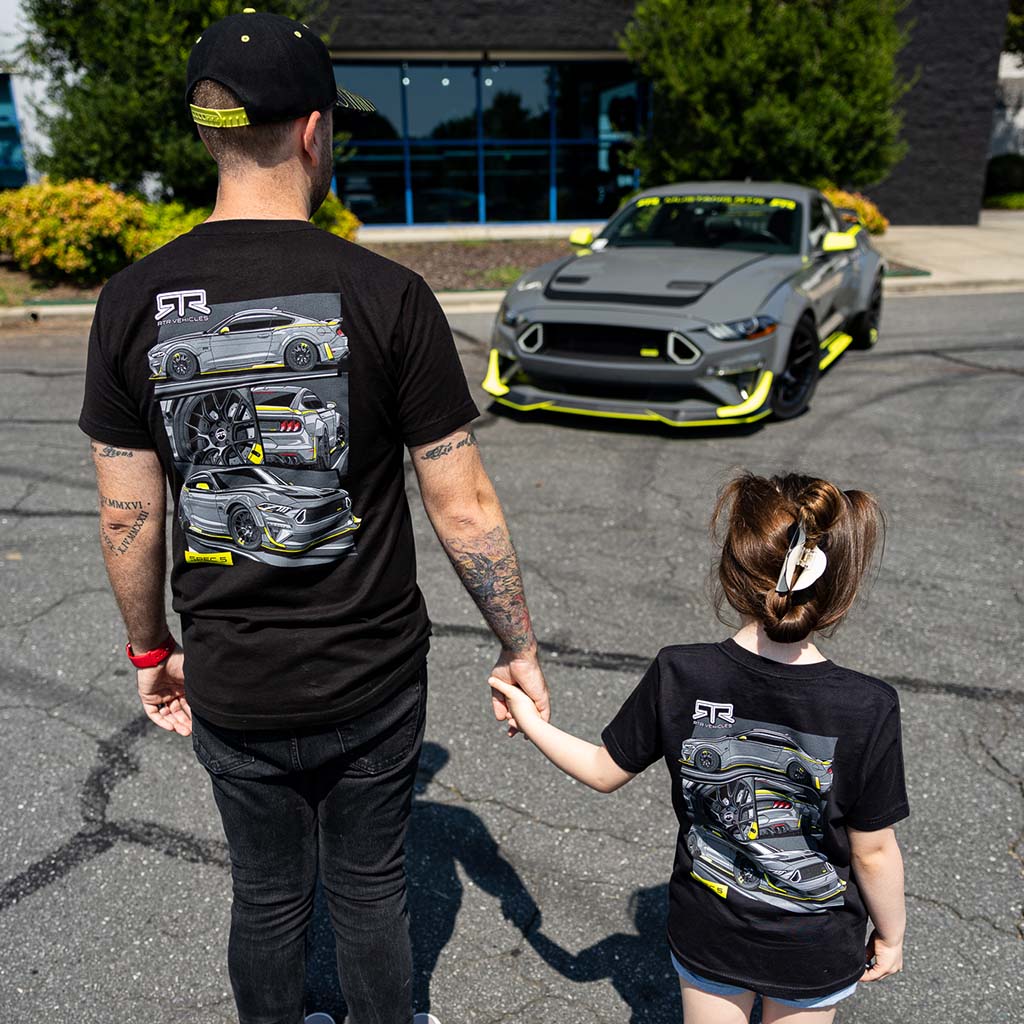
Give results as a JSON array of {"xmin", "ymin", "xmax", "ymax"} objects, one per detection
[
  {"xmin": 97, "ymin": 445, "xmax": 134, "ymax": 458},
  {"xmin": 418, "ymin": 431, "xmax": 477, "ymax": 462},
  {"xmin": 443, "ymin": 524, "xmax": 535, "ymax": 653},
  {"xmin": 420, "ymin": 441, "xmax": 453, "ymax": 461},
  {"xmin": 99, "ymin": 497, "xmax": 151, "ymax": 557}
]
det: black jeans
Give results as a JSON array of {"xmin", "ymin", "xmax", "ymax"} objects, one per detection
[{"xmin": 191, "ymin": 664, "xmax": 426, "ymax": 1024}]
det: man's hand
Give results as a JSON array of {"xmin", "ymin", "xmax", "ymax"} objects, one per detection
[
  {"xmin": 861, "ymin": 929, "xmax": 903, "ymax": 983},
  {"xmin": 137, "ymin": 646, "xmax": 191, "ymax": 736},
  {"xmin": 490, "ymin": 648, "xmax": 549, "ymax": 738}
]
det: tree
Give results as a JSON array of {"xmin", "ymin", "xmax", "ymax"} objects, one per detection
[
  {"xmin": 1007, "ymin": 0, "xmax": 1024, "ymax": 61},
  {"xmin": 19, "ymin": 1, "xmax": 331, "ymax": 206},
  {"xmin": 621, "ymin": 0, "xmax": 911, "ymax": 189}
]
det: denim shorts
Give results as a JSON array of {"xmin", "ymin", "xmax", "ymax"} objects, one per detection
[{"xmin": 671, "ymin": 952, "xmax": 858, "ymax": 1008}]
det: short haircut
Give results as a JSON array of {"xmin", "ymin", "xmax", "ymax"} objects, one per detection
[
  {"xmin": 711, "ymin": 471, "xmax": 883, "ymax": 643},
  {"xmin": 191, "ymin": 79, "xmax": 299, "ymax": 170}
]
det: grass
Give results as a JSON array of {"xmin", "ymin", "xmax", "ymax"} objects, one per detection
[
  {"xmin": 477, "ymin": 264, "xmax": 526, "ymax": 288},
  {"xmin": 983, "ymin": 192, "xmax": 1024, "ymax": 209}
]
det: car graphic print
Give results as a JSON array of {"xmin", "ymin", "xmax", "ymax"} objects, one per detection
[
  {"xmin": 148, "ymin": 308, "xmax": 348, "ymax": 382},
  {"xmin": 251, "ymin": 385, "xmax": 346, "ymax": 469},
  {"xmin": 680, "ymin": 728, "xmax": 833, "ymax": 792},
  {"xmin": 179, "ymin": 466, "xmax": 360, "ymax": 564},
  {"xmin": 680, "ymin": 720, "xmax": 843, "ymax": 913}
]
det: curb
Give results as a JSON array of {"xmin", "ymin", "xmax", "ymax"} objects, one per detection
[{"xmin": 0, "ymin": 302, "xmax": 97, "ymax": 323}]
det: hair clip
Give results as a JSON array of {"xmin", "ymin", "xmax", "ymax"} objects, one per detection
[{"xmin": 775, "ymin": 520, "xmax": 828, "ymax": 595}]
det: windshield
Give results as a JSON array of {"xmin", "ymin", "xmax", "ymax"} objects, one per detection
[{"xmin": 604, "ymin": 194, "xmax": 802, "ymax": 254}]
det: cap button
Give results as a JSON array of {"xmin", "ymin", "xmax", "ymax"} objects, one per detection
[{"xmin": 242, "ymin": 7, "xmax": 256, "ymax": 12}]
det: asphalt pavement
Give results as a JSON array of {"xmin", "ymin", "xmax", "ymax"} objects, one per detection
[{"xmin": 0, "ymin": 292, "xmax": 1021, "ymax": 1023}]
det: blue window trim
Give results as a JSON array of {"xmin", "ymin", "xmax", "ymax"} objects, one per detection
[{"xmin": 334, "ymin": 59, "xmax": 644, "ymax": 225}]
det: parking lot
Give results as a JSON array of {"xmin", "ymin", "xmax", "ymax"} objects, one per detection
[{"xmin": 0, "ymin": 290, "xmax": 1021, "ymax": 1023}]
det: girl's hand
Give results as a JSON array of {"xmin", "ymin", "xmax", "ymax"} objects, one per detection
[
  {"xmin": 488, "ymin": 676, "xmax": 542, "ymax": 731},
  {"xmin": 861, "ymin": 929, "xmax": 903, "ymax": 982}
]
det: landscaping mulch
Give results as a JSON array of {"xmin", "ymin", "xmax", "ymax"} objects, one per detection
[
  {"xmin": 0, "ymin": 263, "xmax": 101, "ymax": 307},
  {"xmin": 360, "ymin": 239, "xmax": 574, "ymax": 293}
]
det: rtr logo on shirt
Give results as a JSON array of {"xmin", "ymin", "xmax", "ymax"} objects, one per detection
[
  {"xmin": 154, "ymin": 288, "xmax": 212, "ymax": 323},
  {"xmin": 692, "ymin": 699, "xmax": 735, "ymax": 727}
]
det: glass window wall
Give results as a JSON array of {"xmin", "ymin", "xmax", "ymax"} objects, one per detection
[{"xmin": 332, "ymin": 60, "xmax": 643, "ymax": 224}]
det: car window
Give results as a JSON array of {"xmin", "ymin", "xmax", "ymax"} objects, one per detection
[
  {"xmin": 267, "ymin": 315, "xmax": 294, "ymax": 328},
  {"xmin": 189, "ymin": 474, "xmax": 213, "ymax": 489},
  {"xmin": 227, "ymin": 317, "xmax": 268, "ymax": 332},
  {"xmin": 255, "ymin": 391, "xmax": 299, "ymax": 406},
  {"xmin": 213, "ymin": 468, "xmax": 264, "ymax": 487},
  {"xmin": 808, "ymin": 198, "xmax": 830, "ymax": 249},
  {"xmin": 301, "ymin": 395, "xmax": 324, "ymax": 409}
]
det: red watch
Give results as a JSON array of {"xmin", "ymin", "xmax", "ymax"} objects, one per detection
[{"xmin": 126, "ymin": 633, "xmax": 177, "ymax": 669}]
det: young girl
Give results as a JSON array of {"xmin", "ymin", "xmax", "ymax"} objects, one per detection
[{"xmin": 490, "ymin": 472, "xmax": 907, "ymax": 1024}]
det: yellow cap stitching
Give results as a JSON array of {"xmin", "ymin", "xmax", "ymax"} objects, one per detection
[
  {"xmin": 241, "ymin": 34, "xmax": 250, "ymax": 42},
  {"xmin": 190, "ymin": 104, "xmax": 251, "ymax": 128}
]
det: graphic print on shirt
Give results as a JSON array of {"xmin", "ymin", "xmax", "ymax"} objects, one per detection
[
  {"xmin": 148, "ymin": 292, "xmax": 360, "ymax": 567},
  {"xmin": 679, "ymin": 713, "xmax": 843, "ymax": 914}
]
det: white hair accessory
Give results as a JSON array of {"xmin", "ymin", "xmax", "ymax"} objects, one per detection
[{"xmin": 775, "ymin": 521, "xmax": 828, "ymax": 595}]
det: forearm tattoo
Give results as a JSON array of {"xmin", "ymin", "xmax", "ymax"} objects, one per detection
[
  {"xmin": 444, "ymin": 524, "xmax": 535, "ymax": 653},
  {"xmin": 419, "ymin": 431, "xmax": 477, "ymax": 462},
  {"xmin": 99, "ymin": 496, "xmax": 151, "ymax": 557}
]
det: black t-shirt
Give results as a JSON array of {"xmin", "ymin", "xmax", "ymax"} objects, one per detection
[
  {"xmin": 602, "ymin": 639, "xmax": 909, "ymax": 1000},
  {"xmin": 79, "ymin": 220, "xmax": 478, "ymax": 729}
]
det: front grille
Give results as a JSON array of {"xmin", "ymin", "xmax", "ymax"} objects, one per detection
[
  {"xmin": 528, "ymin": 373, "xmax": 711, "ymax": 405},
  {"xmin": 536, "ymin": 323, "xmax": 674, "ymax": 361},
  {"xmin": 303, "ymin": 498, "xmax": 349, "ymax": 523}
]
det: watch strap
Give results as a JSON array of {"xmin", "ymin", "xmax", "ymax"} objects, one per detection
[{"xmin": 126, "ymin": 633, "xmax": 177, "ymax": 669}]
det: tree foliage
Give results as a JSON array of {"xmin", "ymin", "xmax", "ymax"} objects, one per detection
[
  {"xmin": 19, "ymin": 1, "xmax": 329, "ymax": 206},
  {"xmin": 1007, "ymin": 0, "xmax": 1024, "ymax": 60},
  {"xmin": 622, "ymin": 0, "xmax": 911, "ymax": 189}
]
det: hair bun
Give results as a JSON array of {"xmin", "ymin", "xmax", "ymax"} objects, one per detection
[{"xmin": 796, "ymin": 479, "xmax": 847, "ymax": 539}]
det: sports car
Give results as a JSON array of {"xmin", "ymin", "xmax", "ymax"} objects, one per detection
[
  {"xmin": 179, "ymin": 466, "xmax": 360, "ymax": 561},
  {"xmin": 679, "ymin": 730, "xmax": 833, "ymax": 792},
  {"xmin": 484, "ymin": 182, "xmax": 883, "ymax": 426},
  {"xmin": 686, "ymin": 826, "xmax": 846, "ymax": 910},
  {"xmin": 251, "ymin": 385, "xmax": 346, "ymax": 469},
  {"xmin": 149, "ymin": 308, "xmax": 348, "ymax": 382}
]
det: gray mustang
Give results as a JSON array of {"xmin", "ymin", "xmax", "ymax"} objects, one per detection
[
  {"xmin": 485, "ymin": 181, "xmax": 884, "ymax": 426},
  {"xmin": 149, "ymin": 308, "xmax": 348, "ymax": 382},
  {"xmin": 680, "ymin": 729, "xmax": 833, "ymax": 793},
  {"xmin": 179, "ymin": 465, "xmax": 359, "ymax": 563}
]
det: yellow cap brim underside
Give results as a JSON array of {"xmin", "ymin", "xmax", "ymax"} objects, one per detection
[{"xmin": 190, "ymin": 104, "xmax": 250, "ymax": 128}]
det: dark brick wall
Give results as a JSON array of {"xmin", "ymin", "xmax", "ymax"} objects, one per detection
[
  {"xmin": 870, "ymin": 0, "xmax": 1009, "ymax": 224},
  {"xmin": 326, "ymin": 0, "xmax": 1009, "ymax": 224},
  {"xmin": 324, "ymin": 0, "xmax": 634, "ymax": 52}
]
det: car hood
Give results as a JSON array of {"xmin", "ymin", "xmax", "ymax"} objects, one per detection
[
  {"xmin": 275, "ymin": 484, "xmax": 346, "ymax": 503},
  {"xmin": 522, "ymin": 248, "xmax": 805, "ymax": 319}
]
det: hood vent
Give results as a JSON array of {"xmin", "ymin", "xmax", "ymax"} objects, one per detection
[
  {"xmin": 554, "ymin": 275, "xmax": 590, "ymax": 285},
  {"xmin": 667, "ymin": 280, "xmax": 708, "ymax": 292}
]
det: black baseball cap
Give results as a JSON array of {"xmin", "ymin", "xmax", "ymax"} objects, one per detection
[{"xmin": 186, "ymin": 7, "xmax": 374, "ymax": 128}]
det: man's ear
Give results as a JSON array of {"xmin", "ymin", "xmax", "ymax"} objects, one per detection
[{"xmin": 301, "ymin": 111, "xmax": 322, "ymax": 164}]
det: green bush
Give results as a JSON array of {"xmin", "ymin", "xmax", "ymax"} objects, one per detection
[
  {"xmin": 984, "ymin": 192, "xmax": 1024, "ymax": 210},
  {"xmin": 124, "ymin": 201, "xmax": 211, "ymax": 260},
  {"xmin": 311, "ymin": 191, "xmax": 361, "ymax": 241},
  {"xmin": 0, "ymin": 178, "xmax": 147, "ymax": 284},
  {"xmin": 822, "ymin": 187, "xmax": 889, "ymax": 235},
  {"xmin": 984, "ymin": 154, "xmax": 1024, "ymax": 197}
]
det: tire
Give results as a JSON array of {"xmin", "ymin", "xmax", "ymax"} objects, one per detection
[
  {"xmin": 734, "ymin": 856, "xmax": 761, "ymax": 891},
  {"xmin": 284, "ymin": 338, "xmax": 317, "ymax": 372},
  {"xmin": 849, "ymin": 277, "xmax": 882, "ymax": 349},
  {"xmin": 228, "ymin": 505, "xmax": 263, "ymax": 550},
  {"xmin": 168, "ymin": 349, "xmax": 199, "ymax": 381},
  {"xmin": 173, "ymin": 388, "xmax": 257, "ymax": 466},
  {"xmin": 694, "ymin": 747, "xmax": 722, "ymax": 773},
  {"xmin": 786, "ymin": 761, "xmax": 810, "ymax": 783},
  {"xmin": 771, "ymin": 319, "xmax": 820, "ymax": 420}
]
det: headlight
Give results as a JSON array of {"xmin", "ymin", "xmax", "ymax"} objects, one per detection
[
  {"xmin": 258, "ymin": 503, "xmax": 306, "ymax": 523},
  {"xmin": 515, "ymin": 278, "xmax": 543, "ymax": 292},
  {"xmin": 706, "ymin": 316, "xmax": 778, "ymax": 341}
]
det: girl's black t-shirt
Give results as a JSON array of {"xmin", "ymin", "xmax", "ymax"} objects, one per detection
[
  {"xmin": 79, "ymin": 220, "xmax": 478, "ymax": 729},
  {"xmin": 602, "ymin": 640, "xmax": 908, "ymax": 1001}
]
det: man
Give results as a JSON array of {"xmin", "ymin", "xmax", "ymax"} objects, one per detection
[{"xmin": 79, "ymin": 10, "xmax": 549, "ymax": 1024}]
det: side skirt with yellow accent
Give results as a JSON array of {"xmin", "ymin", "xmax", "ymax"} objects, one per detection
[
  {"xmin": 818, "ymin": 331, "xmax": 853, "ymax": 371},
  {"xmin": 690, "ymin": 871, "xmax": 729, "ymax": 899}
]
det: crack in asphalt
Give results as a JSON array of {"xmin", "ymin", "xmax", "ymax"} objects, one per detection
[
  {"xmin": 431, "ymin": 621, "xmax": 1024, "ymax": 706},
  {"xmin": 0, "ymin": 713, "xmax": 229, "ymax": 914}
]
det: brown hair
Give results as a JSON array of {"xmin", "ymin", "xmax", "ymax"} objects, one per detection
[
  {"xmin": 191, "ymin": 79, "xmax": 312, "ymax": 171},
  {"xmin": 711, "ymin": 472, "xmax": 883, "ymax": 643}
]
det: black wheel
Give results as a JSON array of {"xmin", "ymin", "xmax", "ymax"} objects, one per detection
[
  {"xmin": 786, "ymin": 761, "xmax": 810, "ymax": 783},
  {"xmin": 315, "ymin": 443, "xmax": 331, "ymax": 470},
  {"xmin": 228, "ymin": 505, "xmax": 263, "ymax": 550},
  {"xmin": 285, "ymin": 338, "xmax": 317, "ymax": 371},
  {"xmin": 168, "ymin": 349, "xmax": 199, "ymax": 381},
  {"xmin": 173, "ymin": 389, "xmax": 258, "ymax": 466},
  {"xmin": 686, "ymin": 831, "xmax": 701, "ymax": 857},
  {"xmin": 771, "ymin": 319, "xmax": 820, "ymax": 419},
  {"xmin": 694, "ymin": 747, "xmax": 722, "ymax": 773},
  {"xmin": 849, "ymin": 277, "xmax": 882, "ymax": 349},
  {"xmin": 734, "ymin": 856, "xmax": 761, "ymax": 891}
]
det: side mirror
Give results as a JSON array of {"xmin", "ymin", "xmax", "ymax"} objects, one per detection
[
  {"xmin": 568, "ymin": 227, "xmax": 594, "ymax": 248},
  {"xmin": 326, "ymin": 401, "xmax": 337, "ymax": 410},
  {"xmin": 219, "ymin": 327, "xmax": 230, "ymax": 334},
  {"xmin": 821, "ymin": 231, "xmax": 857, "ymax": 253}
]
